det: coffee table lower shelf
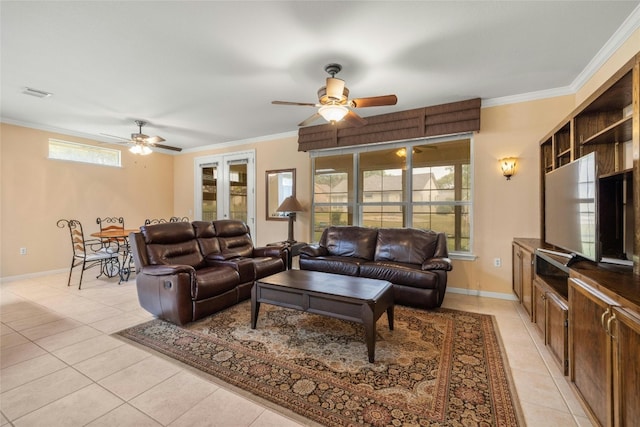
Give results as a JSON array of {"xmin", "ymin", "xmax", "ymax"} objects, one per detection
[{"xmin": 251, "ymin": 270, "xmax": 394, "ymax": 363}]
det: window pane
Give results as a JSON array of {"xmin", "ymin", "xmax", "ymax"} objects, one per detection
[
  {"xmin": 359, "ymin": 148, "xmax": 405, "ymax": 203},
  {"xmin": 362, "ymin": 205, "xmax": 404, "ymax": 228},
  {"xmin": 312, "ymin": 205, "xmax": 351, "ymax": 241},
  {"xmin": 312, "ymin": 154, "xmax": 353, "ymax": 241},
  {"xmin": 49, "ymin": 139, "xmax": 121, "ymax": 167}
]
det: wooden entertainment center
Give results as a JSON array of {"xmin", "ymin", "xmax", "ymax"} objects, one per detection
[{"xmin": 513, "ymin": 53, "xmax": 640, "ymax": 427}]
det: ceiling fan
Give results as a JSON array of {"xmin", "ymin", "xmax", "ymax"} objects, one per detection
[
  {"xmin": 272, "ymin": 63, "xmax": 398, "ymax": 127},
  {"xmin": 101, "ymin": 120, "xmax": 182, "ymax": 154}
]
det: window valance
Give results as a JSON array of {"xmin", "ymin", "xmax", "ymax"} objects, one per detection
[{"xmin": 297, "ymin": 98, "xmax": 481, "ymax": 152}]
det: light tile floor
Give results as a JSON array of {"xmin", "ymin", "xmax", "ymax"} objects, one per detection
[{"xmin": 0, "ymin": 271, "xmax": 593, "ymax": 426}]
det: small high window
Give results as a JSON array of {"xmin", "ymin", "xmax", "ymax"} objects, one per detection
[{"xmin": 48, "ymin": 139, "xmax": 121, "ymax": 167}]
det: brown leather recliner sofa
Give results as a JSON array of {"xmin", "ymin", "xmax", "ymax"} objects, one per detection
[
  {"xmin": 129, "ymin": 220, "xmax": 286, "ymax": 325},
  {"xmin": 299, "ymin": 226, "xmax": 452, "ymax": 309}
]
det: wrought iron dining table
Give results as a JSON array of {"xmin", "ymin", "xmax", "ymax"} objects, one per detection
[{"xmin": 90, "ymin": 228, "xmax": 139, "ymax": 283}]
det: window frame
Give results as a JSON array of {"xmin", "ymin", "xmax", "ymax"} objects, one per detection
[
  {"xmin": 48, "ymin": 139, "xmax": 122, "ymax": 167},
  {"xmin": 310, "ymin": 134, "xmax": 474, "ymax": 257}
]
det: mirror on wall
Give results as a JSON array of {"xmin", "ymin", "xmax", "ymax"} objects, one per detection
[{"xmin": 266, "ymin": 169, "xmax": 295, "ymax": 221}]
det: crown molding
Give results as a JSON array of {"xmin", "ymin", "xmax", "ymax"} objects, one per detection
[
  {"xmin": 571, "ymin": 3, "xmax": 640, "ymax": 92},
  {"xmin": 1, "ymin": 116, "xmax": 298, "ymax": 155},
  {"xmin": 179, "ymin": 130, "xmax": 298, "ymax": 154},
  {"xmin": 483, "ymin": 3, "xmax": 640, "ymax": 108},
  {"xmin": 481, "ymin": 86, "xmax": 575, "ymax": 108}
]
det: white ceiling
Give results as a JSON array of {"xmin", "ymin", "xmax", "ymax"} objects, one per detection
[{"xmin": 2, "ymin": 1, "xmax": 639, "ymax": 153}]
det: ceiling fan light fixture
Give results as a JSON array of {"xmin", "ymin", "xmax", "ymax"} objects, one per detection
[
  {"xmin": 318, "ymin": 104, "xmax": 348, "ymax": 123},
  {"xmin": 129, "ymin": 143, "xmax": 152, "ymax": 155}
]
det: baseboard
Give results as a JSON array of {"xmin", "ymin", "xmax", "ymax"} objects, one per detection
[
  {"xmin": 0, "ymin": 268, "xmax": 67, "ymax": 284},
  {"xmin": 447, "ymin": 286, "xmax": 518, "ymax": 301}
]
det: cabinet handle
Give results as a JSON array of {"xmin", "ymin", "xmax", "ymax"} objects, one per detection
[
  {"xmin": 606, "ymin": 312, "xmax": 617, "ymax": 339},
  {"xmin": 600, "ymin": 308, "xmax": 611, "ymax": 330}
]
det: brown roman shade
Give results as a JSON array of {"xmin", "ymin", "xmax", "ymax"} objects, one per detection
[{"xmin": 297, "ymin": 98, "xmax": 481, "ymax": 152}]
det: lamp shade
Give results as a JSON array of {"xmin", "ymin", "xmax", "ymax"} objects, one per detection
[
  {"xmin": 499, "ymin": 157, "xmax": 517, "ymax": 180},
  {"xmin": 276, "ymin": 195, "xmax": 303, "ymax": 213},
  {"xmin": 318, "ymin": 104, "xmax": 348, "ymax": 123}
]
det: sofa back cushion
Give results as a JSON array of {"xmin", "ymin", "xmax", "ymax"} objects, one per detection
[
  {"xmin": 213, "ymin": 220, "xmax": 254, "ymax": 257},
  {"xmin": 193, "ymin": 221, "xmax": 221, "ymax": 257},
  {"xmin": 323, "ymin": 226, "xmax": 378, "ymax": 260},
  {"xmin": 141, "ymin": 222, "xmax": 205, "ymax": 268},
  {"xmin": 375, "ymin": 228, "xmax": 439, "ymax": 264}
]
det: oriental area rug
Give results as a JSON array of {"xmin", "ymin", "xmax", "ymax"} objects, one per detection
[{"xmin": 116, "ymin": 301, "xmax": 523, "ymax": 426}]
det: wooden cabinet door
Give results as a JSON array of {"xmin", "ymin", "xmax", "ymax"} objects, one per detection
[
  {"xmin": 546, "ymin": 291, "xmax": 568, "ymax": 375},
  {"xmin": 612, "ymin": 307, "xmax": 640, "ymax": 427},
  {"xmin": 521, "ymin": 249, "xmax": 533, "ymax": 318},
  {"xmin": 533, "ymin": 279, "xmax": 546, "ymax": 338},
  {"xmin": 569, "ymin": 278, "xmax": 617, "ymax": 427},
  {"xmin": 512, "ymin": 244, "xmax": 522, "ymax": 300}
]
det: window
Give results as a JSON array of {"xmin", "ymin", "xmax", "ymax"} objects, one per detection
[
  {"xmin": 48, "ymin": 139, "xmax": 121, "ymax": 167},
  {"xmin": 311, "ymin": 136, "xmax": 472, "ymax": 254}
]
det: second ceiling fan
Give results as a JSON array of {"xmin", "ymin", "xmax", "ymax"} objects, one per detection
[
  {"xmin": 101, "ymin": 120, "xmax": 182, "ymax": 154},
  {"xmin": 272, "ymin": 63, "xmax": 397, "ymax": 127}
]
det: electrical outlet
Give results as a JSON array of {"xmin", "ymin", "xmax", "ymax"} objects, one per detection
[
  {"xmin": 19, "ymin": 247, "xmax": 27, "ymax": 255},
  {"xmin": 493, "ymin": 257, "xmax": 501, "ymax": 267}
]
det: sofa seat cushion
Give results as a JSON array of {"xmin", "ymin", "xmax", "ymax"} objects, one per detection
[
  {"xmin": 192, "ymin": 266, "xmax": 239, "ymax": 301},
  {"xmin": 360, "ymin": 261, "xmax": 438, "ymax": 289},
  {"xmin": 253, "ymin": 257, "xmax": 285, "ymax": 279},
  {"xmin": 207, "ymin": 257, "xmax": 255, "ymax": 283},
  {"xmin": 299, "ymin": 256, "xmax": 366, "ymax": 276}
]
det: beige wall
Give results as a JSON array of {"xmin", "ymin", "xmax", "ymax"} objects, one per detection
[{"xmin": 0, "ymin": 124, "xmax": 174, "ymax": 277}]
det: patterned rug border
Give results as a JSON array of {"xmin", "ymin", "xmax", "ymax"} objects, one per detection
[{"xmin": 114, "ymin": 303, "xmax": 525, "ymax": 427}]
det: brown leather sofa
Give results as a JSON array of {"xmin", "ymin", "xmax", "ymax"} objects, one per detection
[
  {"xmin": 299, "ymin": 226, "xmax": 452, "ymax": 309},
  {"xmin": 129, "ymin": 220, "xmax": 286, "ymax": 325}
]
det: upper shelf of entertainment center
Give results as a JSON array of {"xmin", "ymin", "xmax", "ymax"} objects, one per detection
[{"xmin": 575, "ymin": 70, "xmax": 633, "ymax": 147}]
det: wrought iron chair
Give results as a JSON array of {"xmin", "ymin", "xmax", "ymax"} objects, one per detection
[
  {"xmin": 57, "ymin": 219, "xmax": 120, "ymax": 289},
  {"xmin": 144, "ymin": 218, "xmax": 168, "ymax": 226},
  {"xmin": 96, "ymin": 216, "xmax": 125, "ymax": 242},
  {"xmin": 96, "ymin": 216, "xmax": 131, "ymax": 283},
  {"xmin": 170, "ymin": 216, "xmax": 190, "ymax": 222},
  {"xmin": 144, "ymin": 216, "xmax": 189, "ymax": 226}
]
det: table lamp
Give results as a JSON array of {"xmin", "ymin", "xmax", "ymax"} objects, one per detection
[{"xmin": 276, "ymin": 195, "xmax": 304, "ymax": 243}]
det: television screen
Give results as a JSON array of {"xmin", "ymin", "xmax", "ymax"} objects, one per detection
[{"xmin": 544, "ymin": 152, "xmax": 598, "ymax": 262}]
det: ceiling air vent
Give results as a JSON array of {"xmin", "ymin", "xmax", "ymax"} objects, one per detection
[{"xmin": 22, "ymin": 87, "xmax": 52, "ymax": 98}]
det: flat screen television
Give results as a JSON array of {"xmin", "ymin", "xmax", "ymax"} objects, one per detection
[{"xmin": 544, "ymin": 152, "xmax": 599, "ymax": 262}]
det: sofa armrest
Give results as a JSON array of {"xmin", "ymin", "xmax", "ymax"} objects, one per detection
[
  {"xmin": 299, "ymin": 244, "xmax": 328, "ymax": 257},
  {"xmin": 136, "ymin": 265, "xmax": 195, "ymax": 325},
  {"xmin": 140, "ymin": 264, "xmax": 195, "ymax": 276},
  {"xmin": 422, "ymin": 257, "xmax": 453, "ymax": 271},
  {"xmin": 253, "ymin": 245, "xmax": 286, "ymax": 258}
]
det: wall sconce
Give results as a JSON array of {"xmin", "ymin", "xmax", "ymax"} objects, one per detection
[{"xmin": 499, "ymin": 157, "xmax": 517, "ymax": 180}]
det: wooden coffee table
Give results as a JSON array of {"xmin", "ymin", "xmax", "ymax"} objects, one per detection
[{"xmin": 251, "ymin": 269, "xmax": 394, "ymax": 362}]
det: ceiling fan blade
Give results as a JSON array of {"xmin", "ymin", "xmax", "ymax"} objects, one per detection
[
  {"xmin": 298, "ymin": 113, "xmax": 322, "ymax": 127},
  {"xmin": 146, "ymin": 135, "xmax": 166, "ymax": 144},
  {"xmin": 343, "ymin": 110, "xmax": 367, "ymax": 127},
  {"xmin": 350, "ymin": 94, "xmax": 398, "ymax": 108},
  {"xmin": 100, "ymin": 133, "xmax": 132, "ymax": 142},
  {"xmin": 153, "ymin": 143, "xmax": 182, "ymax": 152},
  {"xmin": 272, "ymin": 100, "xmax": 317, "ymax": 107},
  {"xmin": 326, "ymin": 77, "xmax": 345, "ymax": 100}
]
